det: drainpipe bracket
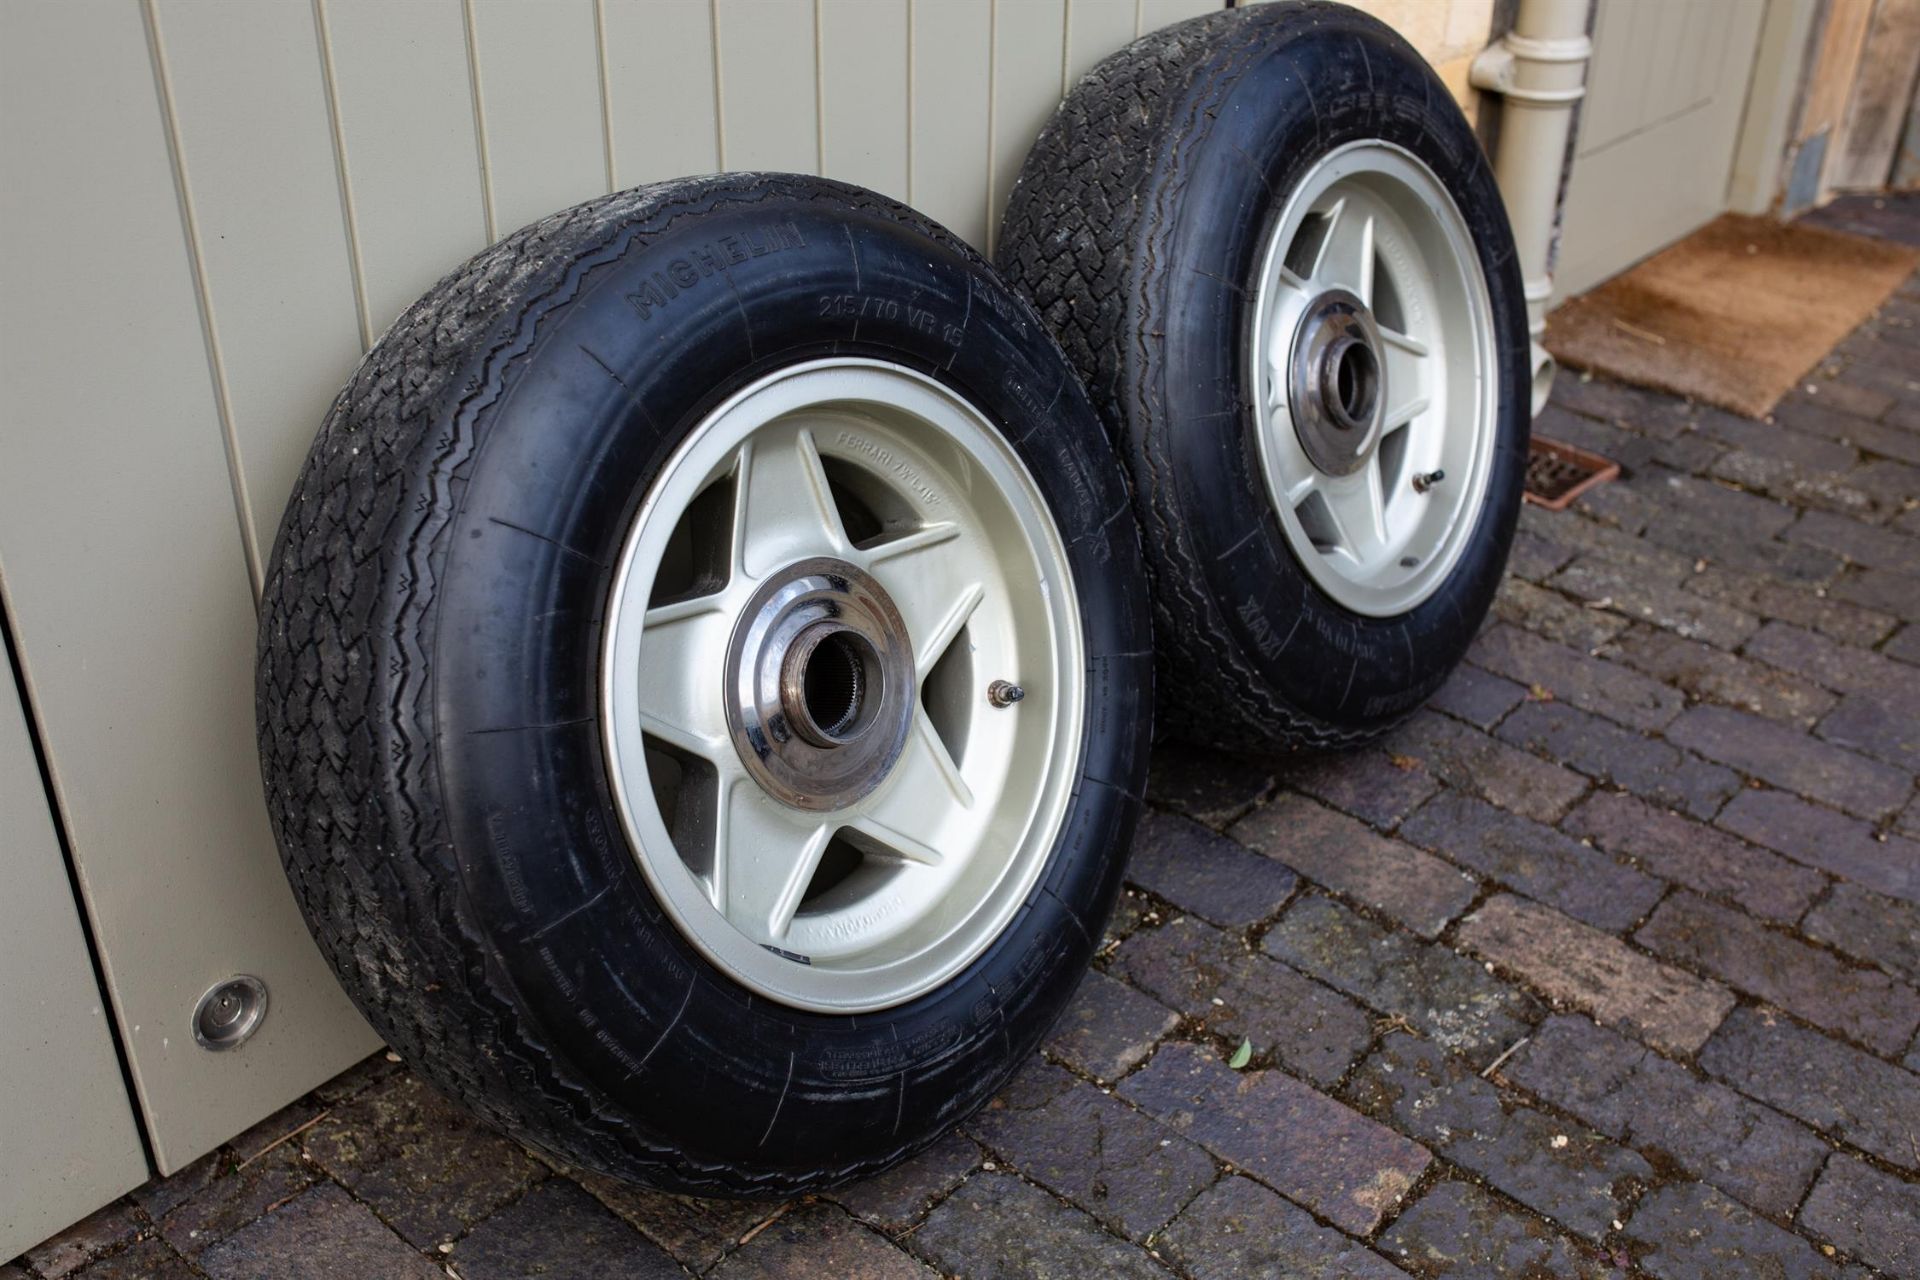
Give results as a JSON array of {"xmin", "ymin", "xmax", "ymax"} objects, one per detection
[
  {"xmin": 1468, "ymin": 44, "xmax": 1518, "ymax": 94},
  {"xmin": 1470, "ymin": 34, "xmax": 1591, "ymax": 105}
]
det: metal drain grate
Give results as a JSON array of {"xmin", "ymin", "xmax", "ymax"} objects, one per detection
[{"xmin": 1524, "ymin": 436, "xmax": 1620, "ymax": 511}]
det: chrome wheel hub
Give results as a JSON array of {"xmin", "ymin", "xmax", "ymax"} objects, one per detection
[
  {"xmin": 1288, "ymin": 288, "xmax": 1385, "ymax": 476},
  {"xmin": 725, "ymin": 558, "xmax": 914, "ymax": 810}
]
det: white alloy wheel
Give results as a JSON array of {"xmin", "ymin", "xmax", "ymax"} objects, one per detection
[
  {"xmin": 1250, "ymin": 140, "xmax": 1499, "ymax": 618},
  {"xmin": 601, "ymin": 359, "xmax": 1084, "ymax": 1013}
]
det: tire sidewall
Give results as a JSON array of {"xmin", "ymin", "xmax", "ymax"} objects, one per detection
[
  {"xmin": 425, "ymin": 189, "xmax": 1148, "ymax": 1184},
  {"xmin": 1141, "ymin": 7, "xmax": 1530, "ymax": 729}
]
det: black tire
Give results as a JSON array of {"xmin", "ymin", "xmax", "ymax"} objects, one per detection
[
  {"xmin": 997, "ymin": 0, "xmax": 1530, "ymax": 751},
  {"xmin": 256, "ymin": 174, "xmax": 1151, "ymax": 1196}
]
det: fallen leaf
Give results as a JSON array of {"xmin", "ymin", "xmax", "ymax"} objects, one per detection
[{"xmin": 1227, "ymin": 1038, "xmax": 1252, "ymax": 1070}]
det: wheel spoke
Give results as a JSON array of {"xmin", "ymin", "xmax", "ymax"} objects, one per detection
[
  {"xmin": 863, "ymin": 520, "xmax": 962, "ymax": 565},
  {"xmin": 909, "ymin": 707, "xmax": 973, "ymax": 809},
  {"xmin": 861, "ymin": 528, "xmax": 986, "ymax": 680},
  {"xmin": 849, "ymin": 720, "xmax": 970, "ymax": 866},
  {"xmin": 1270, "ymin": 263, "xmax": 1314, "ymax": 302},
  {"xmin": 1260, "ymin": 398, "xmax": 1322, "ymax": 507},
  {"xmin": 1312, "ymin": 196, "xmax": 1376, "ymax": 305},
  {"xmin": 731, "ymin": 427, "xmax": 848, "ymax": 580},
  {"xmin": 635, "ymin": 596, "xmax": 732, "ymax": 760},
  {"xmin": 1320, "ymin": 458, "xmax": 1390, "ymax": 563},
  {"xmin": 913, "ymin": 583, "xmax": 985, "ymax": 682},
  {"xmin": 1378, "ymin": 326, "xmax": 1431, "ymax": 430},
  {"xmin": 717, "ymin": 778, "xmax": 834, "ymax": 942}
]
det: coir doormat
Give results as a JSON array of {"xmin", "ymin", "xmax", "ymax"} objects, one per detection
[{"xmin": 1543, "ymin": 212, "xmax": 1918, "ymax": 419}]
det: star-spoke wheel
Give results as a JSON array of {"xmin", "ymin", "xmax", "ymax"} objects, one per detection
[
  {"xmin": 1250, "ymin": 140, "xmax": 1498, "ymax": 618},
  {"xmin": 601, "ymin": 360, "xmax": 1083, "ymax": 1012}
]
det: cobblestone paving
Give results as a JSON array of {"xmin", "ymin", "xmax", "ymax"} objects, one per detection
[{"xmin": 12, "ymin": 261, "xmax": 1920, "ymax": 1279}]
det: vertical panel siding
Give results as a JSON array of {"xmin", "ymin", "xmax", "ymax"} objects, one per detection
[
  {"xmin": 909, "ymin": 0, "xmax": 993, "ymax": 245},
  {"xmin": 1137, "ymin": 0, "xmax": 1220, "ymax": 39},
  {"xmin": 1647, "ymin": 1, "xmax": 1696, "ymax": 120},
  {"xmin": 1581, "ymin": 1, "xmax": 1656, "ymax": 151},
  {"xmin": 0, "ymin": 0, "xmax": 379, "ymax": 1174},
  {"xmin": 715, "ymin": 0, "xmax": 820, "ymax": 171},
  {"xmin": 0, "ymin": 668, "xmax": 148, "ymax": 1262},
  {"xmin": 819, "ymin": 0, "xmax": 909, "ymax": 202},
  {"xmin": 321, "ymin": 0, "xmax": 489, "ymax": 330},
  {"xmin": 987, "ymin": 0, "xmax": 1067, "ymax": 255},
  {"xmin": 150, "ymin": 0, "xmax": 365, "ymax": 575},
  {"xmin": 1663, "ymin": 0, "xmax": 1727, "ymax": 119},
  {"xmin": 602, "ymin": 0, "xmax": 721, "ymax": 184},
  {"xmin": 1065, "ymin": 0, "xmax": 1136, "ymax": 88},
  {"xmin": 1578, "ymin": 0, "xmax": 1732, "ymax": 158},
  {"xmin": 469, "ymin": 0, "xmax": 610, "ymax": 234}
]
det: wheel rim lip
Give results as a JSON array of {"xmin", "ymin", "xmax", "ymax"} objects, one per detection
[
  {"xmin": 1248, "ymin": 139, "xmax": 1499, "ymax": 618},
  {"xmin": 600, "ymin": 358, "xmax": 1086, "ymax": 1013}
]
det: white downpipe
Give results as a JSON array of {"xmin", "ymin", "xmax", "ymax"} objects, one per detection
[{"xmin": 1469, "ymin": 0, "xmax": 1593, "ymax": 416}]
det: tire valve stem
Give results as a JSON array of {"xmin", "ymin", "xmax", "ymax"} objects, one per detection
[
  {"xmin": 1413, "ymin": 468, "xmax": 1446, "ymax": 494},
  {"xmin": 988, "ymin": 680, "xmax": 1026, "ymax": 708}
]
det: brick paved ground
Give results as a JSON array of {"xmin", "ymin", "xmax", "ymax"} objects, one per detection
[{"xmin": 13, "ymin": 254, "xmax": 1920, "ymax": 1279}]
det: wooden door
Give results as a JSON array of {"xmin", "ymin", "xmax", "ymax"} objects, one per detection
[
  {"xmin": 0, "ymin": 667, "xmax": 148, "ymax": 1260},
  {"xmin": 1555, "ymin": 0, "xmax": 1769, "ymax": 297}
]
